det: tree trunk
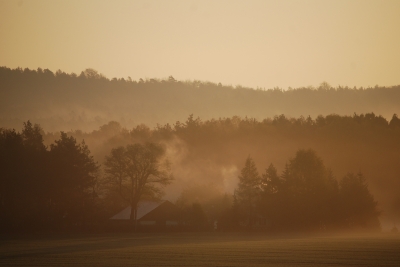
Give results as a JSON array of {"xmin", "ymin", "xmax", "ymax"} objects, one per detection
[{"xmin": 130, "ymin": 205, "xmax": 137, "ymax": 231}]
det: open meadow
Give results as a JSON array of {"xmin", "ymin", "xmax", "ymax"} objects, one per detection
[{"xmin": 1, "ymin": 232, "xmax": 399, "ymax": 266}]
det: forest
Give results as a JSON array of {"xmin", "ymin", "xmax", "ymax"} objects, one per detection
[
  {"xmin": 1, "ymin": 112, "xmax": 399, "ymax": 233},
  {"xmin": 1, "ymin": 66, "xmax": 400, "ymax": 132},
  {"xmin": 1, "ymin": 66, "xmax": 400, "ymax": 233}
]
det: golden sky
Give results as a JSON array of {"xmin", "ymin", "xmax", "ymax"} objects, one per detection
[{"xmin": 1, "ymin": 0, "xmax": 399, "ymax": 89}]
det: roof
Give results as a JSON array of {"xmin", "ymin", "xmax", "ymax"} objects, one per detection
[{"xmin": 110, "ymin": 200, "xmax": 166, "ymax": 220}]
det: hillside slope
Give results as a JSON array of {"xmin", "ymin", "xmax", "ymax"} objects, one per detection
[{"xmin": 1, "ymin": 67, "xmax": 399, "ymax": 132}]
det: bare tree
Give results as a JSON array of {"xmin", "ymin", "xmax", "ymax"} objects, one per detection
[{"xmin": 104, "ymin": 142, "xmax": 173, "ymax": 227}]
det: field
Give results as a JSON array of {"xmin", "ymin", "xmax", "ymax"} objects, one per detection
[{"xmin": 1, "ymin": 232, "xmax": 399, "ymax": 266}]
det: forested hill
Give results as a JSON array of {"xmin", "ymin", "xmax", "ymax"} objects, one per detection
[{"xmin": 1, "ymin": 66, "xmax": 400, "ymax": 132}]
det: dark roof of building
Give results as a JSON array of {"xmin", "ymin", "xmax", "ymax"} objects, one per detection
[{"xmin": 110, "ymin": 200, "xmax": 182, "ymax": 221}]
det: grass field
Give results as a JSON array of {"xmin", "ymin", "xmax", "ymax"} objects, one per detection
[{"xmin": 1, "ymin": 232, "xmax": 399, "ymax": 266}]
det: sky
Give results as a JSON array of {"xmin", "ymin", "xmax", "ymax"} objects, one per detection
[{"xmin": 1, "ymin": 0, "xmax": 399, "ymax": 89}]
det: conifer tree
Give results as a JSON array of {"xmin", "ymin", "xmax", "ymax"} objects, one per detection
[{"xmin": 236, "ymin": 156, "xmax": 261, "ymax": 227}]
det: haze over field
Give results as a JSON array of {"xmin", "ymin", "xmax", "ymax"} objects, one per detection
[{"xmin": 1, "ymin": 0, "xmax": 400, "ymax": 240}]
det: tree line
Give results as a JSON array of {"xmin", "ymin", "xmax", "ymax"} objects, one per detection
[
  {"xmin": 0, "ymin": 122, "xmax": 175, "ymax": 232},
  {"xmin": 226, "ymin": 150, "xmax": 380, "ymax": 232},
  {"xmin": 0, "ymin": 122, "xmax": 99, "ymax": 232},
  {"xmin": 1, "ymin": 66, "xmax": 400, "ymax": 132},
  {"xmin": 1, "ymin": 112, "xmax": 399, "ymax": 232}
]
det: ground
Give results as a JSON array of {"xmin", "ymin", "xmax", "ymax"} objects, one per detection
[{"xmin": 1, "ymin": 232, "xmax": 399, "ymax": 266}]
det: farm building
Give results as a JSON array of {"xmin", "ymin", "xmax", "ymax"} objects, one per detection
[{"xmin": 109, "ymin": 200, "xmax": 184, "ymax": 231}]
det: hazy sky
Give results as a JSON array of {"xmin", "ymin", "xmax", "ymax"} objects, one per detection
[{"xmin": 1, "ymin": 0, "xmax": 399, "ymax": 89}]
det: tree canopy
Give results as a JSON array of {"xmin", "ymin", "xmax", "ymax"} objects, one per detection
[
  {"xmin": 0, "ymin": 122, "xmax": 99, "ymax": 232},
  {"xmin": 231, "ymin": 149, "xmax": 380, "ymax": 232},
  {"xmin": 0, "ymin": 119, "xmax": 387, "ymax": 233},
  {"xmin": 104, "ymin": 142, "xmax": 173, "ymax": 223},
  {"xmin": 1, "ymin": 66, "xmax": 400, "ymax": 132}
]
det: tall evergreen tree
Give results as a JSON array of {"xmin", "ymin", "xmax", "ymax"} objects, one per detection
[
  {"xmin": 48, "ymin": 132, "xmax": 99, "ymax": 228},
  {"xmin": 261, "ymin": 163, "xmax": 280, "ymax": 194},
  {"xmin": 236, "ymin": 156, "xmax": 261, "ymax": 228},
  {"xmin": 279, "ymin": 149, "xmax": 338, "ymax": 230},
  {"xmin": 339, "ymin": 172, "xmax": 380, "ymax": 230}
]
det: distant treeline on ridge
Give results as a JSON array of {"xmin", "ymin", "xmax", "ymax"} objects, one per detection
[{"xmin": 1, "ymin": 66, "xmax": 400, "ymax": 132}]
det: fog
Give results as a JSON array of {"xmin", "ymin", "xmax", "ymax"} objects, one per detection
[
  {"xmin": 1, "ymin": 67, "xmax": 400, "ymax": 132},
  {"xmin": 36, "ymin": 113, "xmax": 400, "ymax": 231}
]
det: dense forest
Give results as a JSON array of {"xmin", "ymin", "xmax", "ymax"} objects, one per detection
[
  {"xmin": 1, "ymin": 66, "xmax": 400, "ymax": 132},
  {"xmin": 1, "ymin": 113, "xmax": 399, "ymax": 232}
]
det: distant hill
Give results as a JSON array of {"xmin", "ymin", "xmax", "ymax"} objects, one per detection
[{"xmin": 1, "ymin": 66, "xmax": 399, "ymax": 132}]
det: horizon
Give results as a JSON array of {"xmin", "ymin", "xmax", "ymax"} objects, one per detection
[{"xmin": 3, "ymin": 65, "xmax": 400, "ymax": 91}]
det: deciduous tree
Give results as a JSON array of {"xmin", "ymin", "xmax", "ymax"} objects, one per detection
[{"xmin": 104, "ymin": 143, "xmax": 173, "ymax": 226}]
